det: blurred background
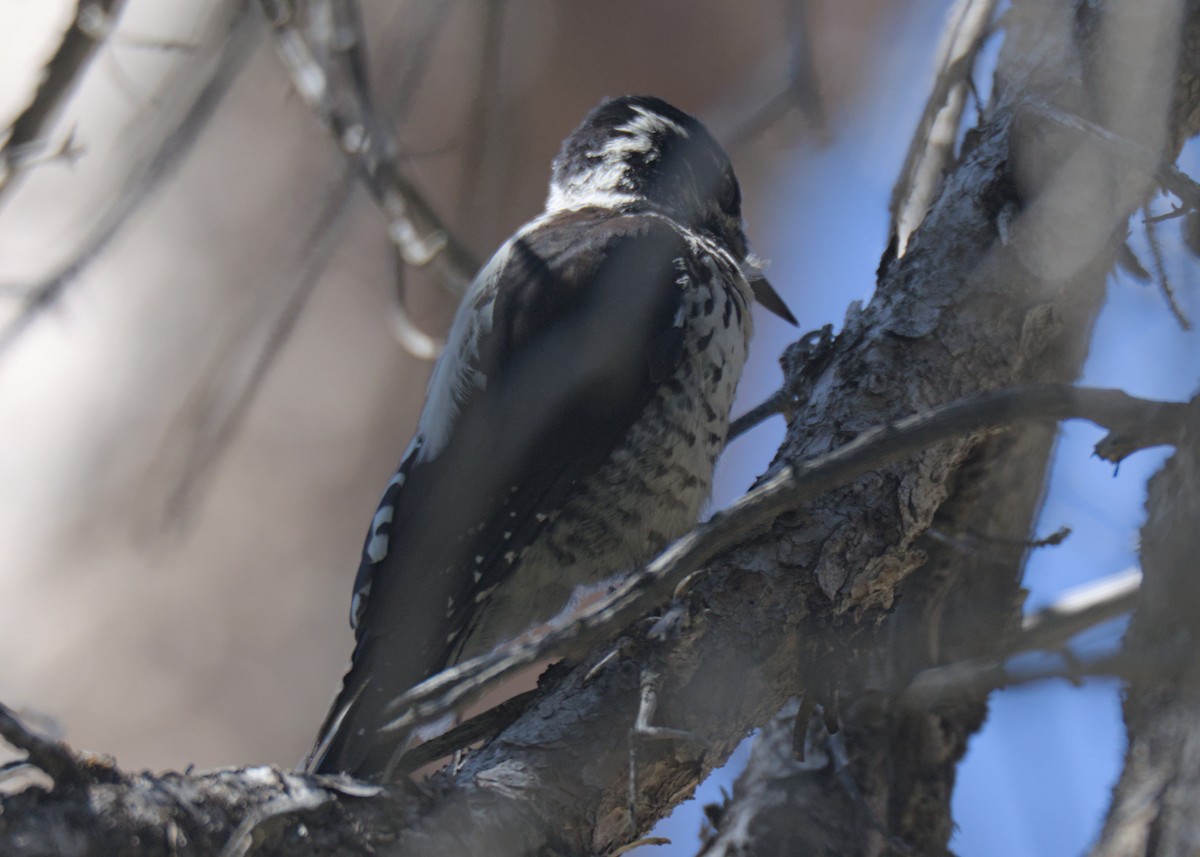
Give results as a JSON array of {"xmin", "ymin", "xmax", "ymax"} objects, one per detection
[{"xmin": 0, "ymin": 1, "xmax": 1197, "ymax": 855}]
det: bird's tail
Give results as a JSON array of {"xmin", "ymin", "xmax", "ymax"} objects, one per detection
[{"xmin": 305, "ymin": 637, "xmax": 421, "ymax": 780}]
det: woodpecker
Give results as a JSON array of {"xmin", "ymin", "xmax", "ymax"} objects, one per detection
[{"xmin": 308, "ymin": 95, "xmax": 796, "ymax": 779}]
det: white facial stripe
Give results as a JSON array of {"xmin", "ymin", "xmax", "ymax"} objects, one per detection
[
  {"xmin": 546, "ymin": 157, "xmax": 638, "ymax": 213},
  {"xmin": 548, "ymin": 104, "xmax": 691, "ymax": 214},
  {"xmin": 601, "ymin": 105, "xmax": 688, "ymax": 164},
  {"xmin": 546, "ymin": 185, "xmax": 638, "ymax": 212},
  {"xmin": 602, "ymin": 127, "xmax": 653, "ymax": 159},
  {"xmin": 629, "ymin": 103, "xmax": 688, "ymax": 138}
]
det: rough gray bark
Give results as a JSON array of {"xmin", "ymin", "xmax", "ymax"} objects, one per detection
[
  {"xmin": 2, "ymin": 0, "xmax": 1200, "ymax": 855},
  {"xmin": 1088, "ymin": 411, "xmax": 1200, "ymax": 856},
  {"xmin": 696, "ymin": 0, "xmax": 1200, "ymax": 855}
]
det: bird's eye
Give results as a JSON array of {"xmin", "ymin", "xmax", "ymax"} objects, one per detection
[{"xmin": 718, "ymin": 167, "xmax": 741, "ymax": 215}]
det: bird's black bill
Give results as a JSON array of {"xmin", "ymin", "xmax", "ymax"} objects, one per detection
[{"xmin": 750, "ymin": 275, "xmax": 798, "ymax": 326}]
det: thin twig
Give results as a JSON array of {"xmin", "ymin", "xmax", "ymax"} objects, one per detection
[
  {"xmin": 0, "ymin": 1, "xmax": 259, "ymax": 354},
  {"xmin": 0, "ymin": 0, "xmax": 131, "ymax": 201},
  {"xmin": 456, "ymin": 0, "xmax": 506, "ymax": 227},
  {"xmin": 259, "ymin": 0, "xmax": 478, "ymax": 359},
  {"xmin": 388, "ymin": 249, "xmax": 442, "ymax": 361},
  {"xmin": 383, "ymin": 0, "xmax": 458, "ymax": 120},
  {"xmin": 627, "ymin": 665, "xmax": 709, "ymax": 833},
  {"xmin": 109, "ymin": 32, "xmax": 199, "ymax": 53},
  {"xmin": 1018, "ymin": 567, "xmax": 1141, "ymax": 653},
  {"xmin": 611, "ymin": 838, "xmax": 672, "ymax": 856},
  {"xmin": 149, "ymin": 165, "xmax": 358, "ymax": 528},
  {"xmin": 728, "ymin": 325, "xmax": 836, "ymax": 440},
  {"xmin": 393, "ymin": 688, "xmax": 540, "ymax": 774},
  {"xmin": 1027, "ymin": 101, "xmax": 1200, "ymax": 213},
  {"xmin": 907, "ymin": 650, "xmax": 1131, "ymax": 708},
  {"xmin": 1143, "ymin": 205, "xmax": 1188, "ymax": 225},
  {"xmin": 1142, "ymin": 202, "xmax": 1193, "ymax": 330},
  {"xmin": 904, "ymin": 567, "xmax": 1143, "ymax": 706},
  {"xmin": 380, "ymin": 385, "xmax": 1189, "ymax": 736},
  {"xmin": 924, "ymin": 522, "xmax": 1071, "ymax": 563},
  {"xmin": 0, "ymin": 702, "xmax": 89, "ymax": 787},
  {"xmin": 726, "ymin": 0, "xmax": 825, "ymax": 147}
]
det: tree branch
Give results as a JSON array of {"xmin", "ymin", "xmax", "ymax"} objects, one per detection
[
  {"xmin": 725, "ymin": 0, "xmax": 825, "ymax": 147},
  {"xmin": 0, "ymin": 388, "xmax": 1186, "ymax": 856},
  {"xmin": 383, "ymin": 384, "xmax": 1186, "ymax": 740},
  {"xmin": 888, "ymin": 0, "xmax": 999, "ymax": 260},
  {"xmin": 904, "ymin": 567, "xmax": 1143, "ymax": 707},
  {"xmin": 1090, "ymin": 394, "xmax": 1200, "ymax": 855},
  {"xmin": 0, "ymin": 703, "xmax": 110, "ymax": 789},
  {"xmin": 693, "ymin": 0, "xmax": 1200, "ymax": 852},
  {"xmin": 259, "ymin": 0, "xmax": 478, "ymax": 358},
  {"xmin": 0, "ymin": 0, "xmax": 131, "ymax": 202},
  {"xmin": 0, "ymin": 1, "xmax": 259, "ymax": 354}
]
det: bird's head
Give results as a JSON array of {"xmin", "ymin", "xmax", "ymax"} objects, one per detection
[
  {"xmin": 548, "ymin": 96, "xmax": 744, "ymax": 249},
  {"xmin": 548, "ymin": 95, "xmax": 796, "ymax": 325}
]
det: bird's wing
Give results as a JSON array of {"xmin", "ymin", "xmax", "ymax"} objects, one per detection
[{"xmin": 308, "ymin": 211, "xmax": 693, "ymax": 777}]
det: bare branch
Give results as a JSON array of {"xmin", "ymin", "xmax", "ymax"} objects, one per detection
[
  {"xmin": 382, "ymin": 0, "xmax": 458, "ymax": 120},
  {"xmin": 1141, "ymin": 202, "xmax": 1193, "ymax": 330},
  {"xmin": 259, "ymin": 0, "xmax": 479, "ymax": 359},
  {"xmin": 455, "ymin": 0, "xmax": 507, "ymax": 226},
  {"xmin": 146, "ymin": 166, "xmax": 358, "ymax": 528},
  {"xmin": 0, "ymin": 2, "xmax": 259, "ymax": 354},
  {"xmin": 904, "ymin": 567, "xmax": 1142, "ymax": 706},
  {"xmin": 1018, "ymin": 566, "xmax": 1141, "ymax": 652},
  {"xmin": 3, "ymin": 3, "xmax": 1199, "ymax": 854},
  {"xmin": 0, "ymin": 702, "xmax": 109, "ymax": 788},
  {"xmin": 1025, "ymin": 100, "xmax": 1200, "ymax": 212},
  {"xmin": 1091, "ymin": 390, "xmax": 1200, "ymax": 856},
  {"xmin": 888, "ymin": 0, "xmax": 999, "ymax": 259},
  {"xmin": 0, "ymin": 0, "xmax": 131, "ymax": 201},
  {"xmin": 725, "ymin": 0, "xmax": 825, "ymax": 147},
  {"xmin": 727, "ymin": 389, "xmax": 790, "ymax": 441},
  {"xmin": 700, "ymin": 1, "xmax": 1200, "ymax": 851},
  {"xmin": 925, "ymin": 522, "xmax": 1073, "ymax": 562},
  {"xmin": 382, "ymin": 385, "xmax": 1187, "ymax": 738},
  {"xmin": 0, "ymin": 380, "xmax": 1168, "ymax": 856}
]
